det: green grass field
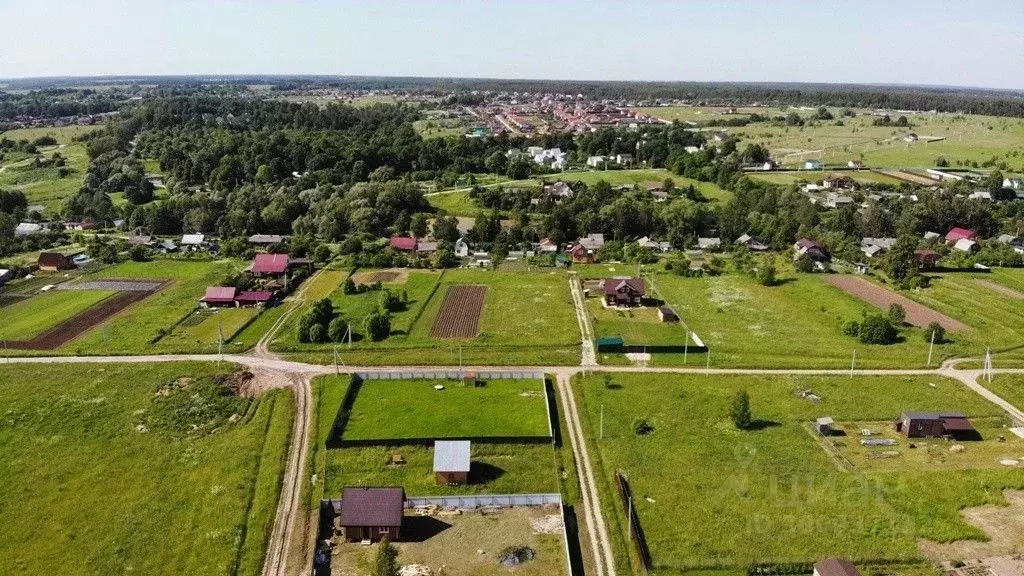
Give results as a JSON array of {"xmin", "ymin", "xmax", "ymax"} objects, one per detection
[
  {"xmin": 749, "ymin": 170, "xmax": 906, "ymax": 186},
  {"xmin": 574, "ymin": 372, "xmax": 1024, "ymax": 574},
  {"xmin": 427, "ymin": 168, "xmax": 731, "ymax": 217},
  {"xmin": 587, "ymin": 298, "xmax": 684, "ymax": 347},
  {"xmin": 628, "ymin": 270, "xmax": 1023, "ymax": 369},
  {"xmin": 0, "ymin": 289, "xmax": 114, "ymax": 340},
  {"xmin": 275, "ymin": 268, "xmax": 581, "ymax": 366},
  {"xmin": 338, "ymin": 376, "xmax": 550, "ymax": 440},
  {"xmin": 0, "ymin": 362, "xmax": 292, "ymax": 576},
  {"xmin": 158, "ymin": 307, "xmax": 260, "ymax": 350},
  {"xmin": 982, "ymin": 375, "xmax": 1024, "ymax": 414},
  {"xmin": 55, "ymin": 259, "xmax": 245, "ymax": 354},
  {"xmin": 0, "ymin": 125, "xmax": 100, "ymax": 212}
]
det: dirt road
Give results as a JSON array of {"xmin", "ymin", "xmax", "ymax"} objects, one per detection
[{"xmin": 569, "ymin": 275, "xmax": 597, "ymax": 366}]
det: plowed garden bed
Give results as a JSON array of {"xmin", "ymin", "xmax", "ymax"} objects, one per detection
[
  {"xmin": 429, "ymin": 285, "xmax": 487, "ymax": 338},
  {"xmin": 825, "ymin": 275, "xmax": 968, "ymax": 332}
]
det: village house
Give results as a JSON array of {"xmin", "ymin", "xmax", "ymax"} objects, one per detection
[
  {"xmin": 637, "ymin": 236, "xmax": 672, "ymax": 252},
  {"xmin": 657, "ymin": 306, "xmax": 679, "ymax": 322},
  {"xmin": 914, "ymin": 248, "xmax": 941, "ymax": 270},
  {"xmin": 615, "ymin": 153, "xmax": 633, "ymax": 165},
  {"xmin": 200, "ymin": 286, "xmax": 273, "ymax": 308},
  {"xmin": 454, "ymin": 237, "xmax": 470, "ymax": 258},
  {"xmin": 895, "ymin": 412, "xmax": 975, "ymax": 439},
  {"xmin": 416, "ymin": 241, "xmax": 438, "ymax": 255},
  {"xmin": 586, "ymin": 155, "xmax": 608, "ymax": 168},
  {"xmin": 814, "ymin": 558, "xmax": 861, "ymax": 576},
  {"xmin": 389, "ymin": 236, "xmax": 418, "ymax": 252},
  {"xmin": 15, "ymin": 222, "xmax": 43, "ymax": 237},
  {"xmin": 128, "ymin": 233, "xmax": 159, "ymax": 247},
  {"xmin": 847, "ymin": 160, "xmax": 865, "ymax": 169},
  {"xmin": 0, "ymin": 268, "xmax": 13, "ymax": 287},
  {"xmin": 822, "ymin": 175, "xmax": 854, "ymax": 189},
  {"xmin": 824, "ymin": 192, "xmax": 854, "ymax": 209},
  {"xmin": 180, "ymin": 233, "xmax": 207, "ymax": 250},
  {"xmin": 433, "ymin": 440, "xmax": 471, "ymax": 485},
  {"xmin": 952, "ymin": 238, "xmax": 978, "ymax": 252},
  {"xmin": 248, "ymin": 234, "xmax": 284, "ymax": 245},
  {"xmin": 543, "ymin": 181, "xmax": 574, "ymax": 201},
  {"xmin": 249, "ymin": 253, "xmax": 289, "ymax": 278},
  {"xmin": 603, "ymin": 278, "xmax": 645, "ymax": 307},
  {"xmin": 37, "ymin": 252, "xmax": 75, "ymax": 272},
  {"xmin": 804, "ymin": 159, "xmax": 822, "ymax": 170},
  {"xmin": 860, "ymin": 237, "xmax": 896, "ymax": 258},
  {"xmin": 570, "ymin": 243, "xmax": 593, "ymax": 263},
  {"xmin": 736, "ymin": 233, "xmax": 770, "ymax": 252},
  {"xmin": 537, "ymin": 237, "xmax": 558, "ymax": 253},
  {"xmin": 338, "ymin": 486, "xmax": 405, "ymax": 542},
  {"xmin": 697, "ymin": 237, "xmax": 722, "ymax": 251},
  {"xmin": 794, "ymin": 238, "xmax": 830, "ymax": 262}
]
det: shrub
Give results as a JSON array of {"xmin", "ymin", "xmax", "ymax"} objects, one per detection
[
  {"xmin": 859, "ymin": 314, "xmax": 898, "ymax": 344},
  {"xmin": 632, "ymin": 418, "xmax": 655, "ymax": 436},
  {"xmin": 925, "ymin": 321, "xmax": 946, "ymax": 344},
  {"xmin": 841, "ymin": 320, "xmax": 861, "ymax": 337},
  {"xmin": 794, "ymin": 254, "xmax": 814, "ymax": 273},
  {"xmin": 128, "ymin": 245, "xmax": 150, "ymax": 262},
  {"xmin": 756, "ymin": 263, "xmax": 777, "ymax": 286},
  {"xmin": 379, "ymin": 289, "xmax": 403, "ymax": 312},
  {"xmin": 365, "ymin": 311, "xmax": 391, "ymax": 341},
  {"xmin": 342, "ymin": 278, "xmax": 358, "ymax": 294},
  {"xmin": 328, "ymin": 317, "xmax": 349, "ymax": 343},
  {"xmin": 297, "ymin": 314, "xmax": 314, "ymax": 343},
  {"xmin": 145, "ymin": 374, "xmax": 251, "ymax": 437},
  {"xmin": 729, "ymin": 389, "xmax": 752, "ymax": 430},
  {"xmin": 308, "ymin": 323, "xmax": 328, "ymax": 343},
  {"xmin": 374, "ymin": 537, "xmax": 398, "ymax": 576},
  {"xmin": 887, "ymin": 303, "xmax": 906, "ymax": 325}
]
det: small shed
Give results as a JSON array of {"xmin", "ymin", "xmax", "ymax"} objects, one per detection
[
  {"xmin": 339, "ymin": 486, "xmax": 405, "ymax": 542},
  {"xmin": 815, "ymin": 417, "xmax": 835, "ymax": 436},
  {"xmin": 658, "ymin": 306, "xmax": 679, "ymax": 323},
  {"xmin": 896, "ymin": 411, "xmax": 975, "ymax": 439},
  {"xmin": 38, "ymin": 252, "xmax": 75, "ymax": 272},
  {"xmin": 433, "ymin": 440, "xmax": 471, "ymax": 485}
]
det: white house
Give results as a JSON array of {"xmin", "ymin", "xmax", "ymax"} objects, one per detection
[
  {"xmin": 952, "ymin": 238, "xmax": 978, "ymax": 252},
  {"xmin": 804, "ymin": 160, "xmax": 822, "ymax": 170},
  {"xmin": 586, "ymin": 155, "xmax": 608, "ymax": 168},
  {"xmin": 180, "ymin": 233, "xmax": 206, "ymax": 248},
  {"xmin": 1003, "ymin": 177, "xmax": 1023, "ymax": 190},
  {"xmin": 454, "ymin": 237, "xmax": 470, "ymax": 258},
  {"xmin": 532, "ymin": 147, "xmax": 566, "ymax": 170},
  {"xmin": 537, "ymin": 238, "xmax": 558, "ymax": 253}
]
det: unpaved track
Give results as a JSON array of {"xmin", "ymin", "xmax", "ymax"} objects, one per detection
[
  {"xmin": 569, "ymin": 275, "xmax": 597, "ymax": 366},
  {"xmin": 556, "ymin": 371, "xmax": 616, "ymax": 576},
  {"xmin": 975, "ymin": 279, "xmax": 1024, "ymax": 300},
  {"xmin": 825, "ymin": 275, "xmax": 968, "ymax": 331}
]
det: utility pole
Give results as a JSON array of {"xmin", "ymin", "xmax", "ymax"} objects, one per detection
[
  {"xmin": 706, "ymin": 350, "xmax": 710, "ymax": 375},
  {"xmin": 333, "ymin": 347, "xmax": 340, "ymax": 375},
  {"xmin": 850, "ymin": 349, "xmax": 856, "ymax": 378},
  {"xmin": 984, "ymin": 347, "xmax": 993, "ymax": 383},
  {"xmin": 683, "ymin": 330, "xmax": 689, "ymax": 365},
  {"xmin": 600, "ymin": 404, "xmax": 604, "ymax": 439},
  {"xmin": 627, "ymin": 495, "xmax": 633, "ymax": 540},
  {"xmin": 218, "ymin": 317, "xmax": 224, "ymax": 363},
  {"xmin": 927, "ymin": 329, "xmax": 935, "ymax": 367}
]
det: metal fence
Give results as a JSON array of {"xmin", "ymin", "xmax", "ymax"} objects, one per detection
[
  {"xmin": 356, "ymin": 370, "xmax": 545, "ymax": 380},
  {"xmin": 404, "ymin": 492, "xmax": 560, "ymax": 509}
]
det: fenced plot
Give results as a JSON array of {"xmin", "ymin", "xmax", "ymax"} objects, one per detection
[
  {"xmin": 58, "ymin": 279, "xmax": 164, "ymax": 292},
  {"xmin": 825, "ymin": 275, "xmax": 968, "ymax": 332},
  {"xmin": 430, "ymin": 285, "xmax": 488, "ymax": 338}
]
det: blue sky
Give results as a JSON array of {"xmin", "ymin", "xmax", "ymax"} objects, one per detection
[{"xmin": 2, "ymin": 0, "xmax": 1022, "ymax": 89}]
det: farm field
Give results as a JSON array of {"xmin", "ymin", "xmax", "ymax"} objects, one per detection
[
  {"xmin": 573, "ymin": 372, "xmax": 1024, "ymax": 575},
  {"xmin": 0, "ymin": 288, "xmax": 114, "ymax": 340},
  {"xmin": 634, "ymin": 105, "xmax": 773, "ymax": 124},
  {"xmin": 0, "ymin": 362, "xmax": 293, "ymax": 576},
  {"xmin": 52, "ymin": 259, "xmax": 245, "ymax": 355},
  {"xmin": 638, "ymin": 272, "xmax": 962, "ymax": 369},
  {"xmin": 0, "ymin": 125, "xmax": 99, "ymax": 211},
  {"xmin": 723, "ymin": 111, "xmax": 1024, "ymax": 170},
  {"xmin": 336, "ymin": 376, "xmax": 550, "ymax": 441},
  {"xmin": 156, "ymin": 307, "xmax": 259, "ymax": 350},
  {"xmin": 275, "ymin": 268, "xmax": 580, "ymax": 366}
]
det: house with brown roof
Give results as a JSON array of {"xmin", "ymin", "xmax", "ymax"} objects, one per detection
[
  {"xmin": 38, "ymin": 252, "xmax": 75, "ymax": 271},
  {"xmin": 814, "ymin": 558, "xmax": 860, "ymax": 576},
  {"xmin": 895, "ymin": 412, "xmax": 975, "ymax": 439},
  {"xmin": 339, "ymin": 487, "xmax": 405, "ymax": 542},
  {"xmin": 604, "ymin": 278, "xmax": 645, "ymax": 307},
  {"xmin": 914, "ymin": 248, "xmax": 940, "ymax": 270}
]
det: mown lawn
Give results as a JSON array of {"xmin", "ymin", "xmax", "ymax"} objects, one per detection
[
  {"xmin": 981, "ymin": 375, "xmax": 1024, "ymax": 414},
  {"xmin": 337, "ymin": 376, "xmax": 550, "ymax": 440},
  {"xmin": 158, "ymin": 307, "xmax": 260, "ymax": 352},
  {"xmin": 588, "ymin": 298, "xmax": 685, "ymax": 346},
  {"xmin": 58, "ymin": 259, "xmax": 244, "ymax": 354},
  {"xmin": 0, "ymin": 362, "xmax": 292, "ymax": 576},
  {"xmin": 574, "ymin": 372, "xmax": 1023, "ymax": 574},
  {"xmin": 276, "ymin": 268, "xmax": 581, "ymax": 366},
  {"xmin": 0, "ymin": 289, "xmax": 114, "ymax": 340}
]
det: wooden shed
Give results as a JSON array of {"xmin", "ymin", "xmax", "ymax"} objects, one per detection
[
  {"xmin": 895, "ymin": 411, "xmax": 975, "ymax": 439},
  {"xmin": 433, "ymin": 440, "xmax": 471, "ymax": 485}
]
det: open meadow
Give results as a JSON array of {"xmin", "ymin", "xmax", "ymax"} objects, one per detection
[
  {"xmin": 0, "ymin": 362, "xmax": 293, "ymax": 576},
  {"xmin": 573, "ymin": 372, "xmax": 1024, "ymax": 575},
  {"xmin": 275, "ymin": 268, "xmax": 581, "ymax": 366},
  {"xmin": 0, "ymin": 125, "xmax": 100, "ymax": 212},
  {"xmin": 339, "ymin": 376, "xmax": 550, "ymax": 440}
]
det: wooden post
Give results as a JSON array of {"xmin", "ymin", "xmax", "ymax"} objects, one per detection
[{"xmin": 927, "ymin": 329, "xmax": 935, "ymax": 367}]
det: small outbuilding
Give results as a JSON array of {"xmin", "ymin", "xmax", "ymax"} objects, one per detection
[
  {"xmin": 895, "ymin": 411, "xmax": 975, "ymax": 439},
  {"xmin": 38, "ymin": 252, "xmax": 75, "ymax": 272},
  {"xmin": 814, "ymin": 558, "xmax": 861, "ymax": 576},
  {"xmin": 815, "ymin": 417, "xmax": 836, "ymax": 436},
  {"xmin": 658, "ymin": 306, "xmax": 679, "ymax": 323},
  {"xmin": 433, "ymin": 440, "xmax": 471, "ymax": 485},
  {"xmin": 201, "ymin": 286, "xmax": 237, "ymax": 307},
  {"xmin": 339, "ymin": 486, "xmax": 405, "ymax": 542}
]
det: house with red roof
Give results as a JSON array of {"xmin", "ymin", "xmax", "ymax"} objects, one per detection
[
  {"xmin": 390, "ymin": 236, "xmax": 418, "ymax": 252},
  {"xmin": 944, "ymin": 227, "xmax": 978, "ymax": 243},
  {"xmin": 200, "ymin": 286, "xmax": 238, "ymax": 307},
  {"xmin": 249, "ymin": 253, "xmax": 290, "ymax": 277}
]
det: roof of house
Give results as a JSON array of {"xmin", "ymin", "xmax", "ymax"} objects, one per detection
[
  {"xmin": 417, "ymin": 241, "xmax": 438, "ymax": 253},
  {"xmin": 251, "ymin": 253, "xmax": 289, "ymax": 274},
  {"xmin": 578, "ymin": 233, "xmax": 605, "ymax": 249},
  {"xmin": 816, "ymin": 417, "xmax": 835, "ymax": 426},
  {"xmin": 340, "ymin": 487, "xmax": 405, "ymax": 527},
  {"xmin": 902, "ymin": 411, "xmax": 967, "ymax": 420},
  {"xmin": 248, "ymin": 234, "xmax": 284, "ymax": 244},
  {"xmin": 433, "ymin": 440, "xmax": 471, "ymax": 473},
  {"xmin": 181, "ymin": 233, "xmax": 206, "ymax": 245},
  {"xmin": 861, "ymin": 237, "xmax": 897, "ymax": 249},
  {"xmin": 953, "ymin": 238, "xmax": 977, "ymax": 251},
  {"xmin": 814, "ymin": 558, "xmax": 861, "ymax": 576},
  {"xmin": 16, "ymin": 222, "xmax": 43, "ymax": 233},
  {"xmin": 795, "ymin": 238, "xmax": 822, "ymax": 250},
  {"xmin": 543, "ymin": 181, "xmax": 573, "ymax": 197},
  {"xmin": 202, "ymin": 286, "xmax": 237, "ymax": 303},
  {"xmin": 390, "ymin": 236, "xmax": 418, "ymax": 251},
  {"xmin": 604, "ymin": 278, "xmax": 645, "ymax": 296},
  {"xmin": 945, "ymin": 227, "xmax": 977, "ymax": 241},
  {"xmin": 236, "ymin": 290, "xmax": 273, "ymax": 303},
  {"xmin": 38, "ymin": 252, "xmax": 70, "ymax": 267},
  {"xmin": 697, "ymin": 237, "xmax": 721, "ymax": 249},
  {"xmin": 658, "ymin": 306, "xmax": 679, "ymax": 318}
]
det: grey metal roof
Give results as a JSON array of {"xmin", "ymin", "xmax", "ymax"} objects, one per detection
[
  {"xmin": 901, "ymin": 411, "xmax": 966, "ymax": 420},
  {"xmin": 433, "ymin": 440, "xmax": 471, "ymax": 472}
]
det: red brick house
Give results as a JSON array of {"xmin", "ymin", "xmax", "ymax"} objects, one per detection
[
  {"xmin": 604, "ymin": 278, "xmax": 645, "ymax": 307},
  {"xmin": 339, "ymin": 487, "xmax": 405, "ymax": 542}
]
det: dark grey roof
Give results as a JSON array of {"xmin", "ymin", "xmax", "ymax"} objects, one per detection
[
  {"xmin": 433, "ymin": 440, "xmax": 471, "ymax": 472},
  {"xmin": 901, "ymin": 411, "xmax": 966, "ymax": 420}
]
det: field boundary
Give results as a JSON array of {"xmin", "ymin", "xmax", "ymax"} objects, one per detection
[
  {"xmin": 614, "ymin": 471, "xmax": 652, "ymax": 574},
  {"xmin": 403, "ymin": 267, "xmax": 446, "ymax": 332}
]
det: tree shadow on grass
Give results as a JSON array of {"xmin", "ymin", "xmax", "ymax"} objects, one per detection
[
  {"xmin": 470, "ymin": 461, "xmax": 506, "ymax": 484},
  {"xmin": 401, "ymin": 515, "xmax": 453, "ymax": 542},
  {"xmin": 747, "ymin": 419, "xmax": 782, "ymax": 431}
]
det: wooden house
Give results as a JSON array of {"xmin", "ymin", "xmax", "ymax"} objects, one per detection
[
  {"xmin": 38, "ymin": 252, "xmax": 75, "ymax": 272},
  {"xmin": 339, "ymin": 487, "xmax": 405, "ymax": 542},
  {"xmin": 603, "ymin": 278, "xmax": 645, "ymax": 307},
  {"xmin": 895, "ymin": 412, "xmax": 975, "ymax": 439}
]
